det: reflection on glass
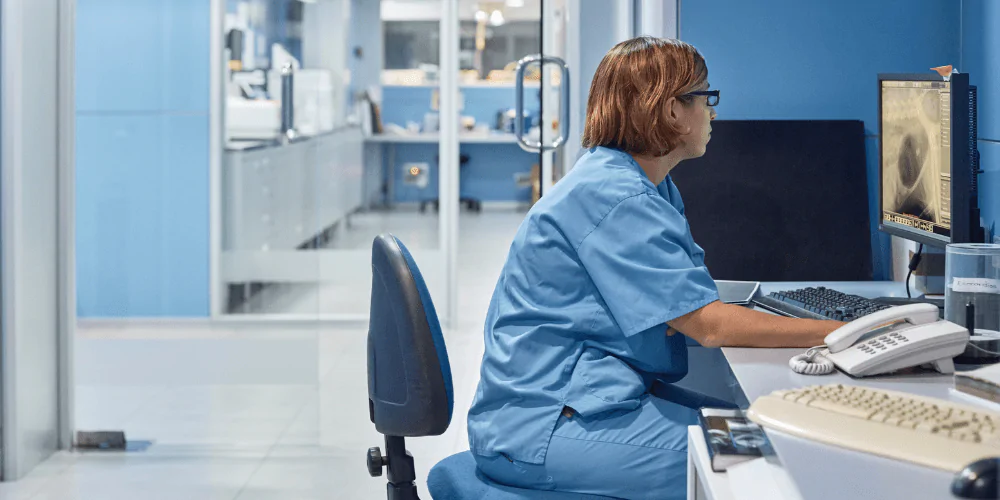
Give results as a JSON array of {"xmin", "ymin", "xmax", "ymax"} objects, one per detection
[{"xmin": 222, "ymin": 0, "xmax": 451, "ymax": 317}]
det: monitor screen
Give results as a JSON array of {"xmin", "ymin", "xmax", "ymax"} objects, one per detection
[{"xmin": 879, "ymin": 79, "xmax": 952, "ymax": 243}]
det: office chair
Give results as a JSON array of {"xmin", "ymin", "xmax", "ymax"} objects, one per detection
[{"xmin": 366, "ymin": 234, "xmax": 613, "ymax": 499}]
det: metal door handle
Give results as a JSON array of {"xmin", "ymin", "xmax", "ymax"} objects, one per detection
[{"xmin": 515, "ymin": 55, "xmax": 570, "ymax": 153}]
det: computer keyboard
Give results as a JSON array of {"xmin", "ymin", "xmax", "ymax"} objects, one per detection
[
  {"xmin": 748, "ymin": 384, "xmax": 1000, "ymax": 472},
  {"xmin": 753, "ymin": 286, "xmax": 893, "ymax": 321}
]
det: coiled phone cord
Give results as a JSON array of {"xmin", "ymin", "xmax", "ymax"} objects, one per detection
[{"xmin": 789, "ymin": 345, "xmax": 835, "ymax": 375}]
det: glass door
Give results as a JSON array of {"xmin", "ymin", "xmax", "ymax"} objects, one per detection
[
  {"xmin": 448, "ymin": 1, "xmax": 544, "ymax": 331},
  {"xmin": 219, "ymin": 0, "xmax": 457, "ymax": 322},
  {"xmin": 508, "ymin": 0, "xmax": 568, "ymax": 199}
]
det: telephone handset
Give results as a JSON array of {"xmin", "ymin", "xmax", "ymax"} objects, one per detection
[{"xmin": 790, "ymin": 303, "xmax": 970, "ymax": 377}]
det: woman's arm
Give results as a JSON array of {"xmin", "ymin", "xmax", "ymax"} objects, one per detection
[{"xmin": 667, "ymin": 300, "xmax": 844, "ymax": 348}]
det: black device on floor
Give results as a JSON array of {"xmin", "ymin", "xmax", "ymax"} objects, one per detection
[{"xmin": 752, "ymin": 286, "xmax": 934, "ymax": 322}]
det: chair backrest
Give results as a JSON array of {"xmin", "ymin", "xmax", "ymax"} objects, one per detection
[{"xmin": 367, "ymin": 234, "xmax": 453, "ymax": 437}]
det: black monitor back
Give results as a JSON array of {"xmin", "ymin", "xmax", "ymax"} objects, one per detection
[{"xmin": 671, "ymin": 120, "xmax": 873, "ymax": 282}]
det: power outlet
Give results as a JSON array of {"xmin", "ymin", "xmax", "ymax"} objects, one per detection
[{"xmin": 402, "ymin": 162, "xmax": 430, "ymax": 189}]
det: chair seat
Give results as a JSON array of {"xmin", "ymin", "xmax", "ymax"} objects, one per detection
[{"xmin": 427, "ymin": 451, "xmax": 617, "ymax": 499}]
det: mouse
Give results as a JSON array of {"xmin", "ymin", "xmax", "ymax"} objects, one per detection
[{"xmin": 953, "ymin": 458, "xmax": 1000, "ymax": 499}]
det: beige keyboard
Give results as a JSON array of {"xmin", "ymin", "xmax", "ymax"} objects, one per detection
[{"xmin": 747, "ymin": 384, "xmax": 1000, "ymax": 472}]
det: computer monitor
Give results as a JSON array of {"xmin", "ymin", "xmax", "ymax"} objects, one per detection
[{"xmin": 878, "ymin": 72, "xmax": 982, "ymax": 247}]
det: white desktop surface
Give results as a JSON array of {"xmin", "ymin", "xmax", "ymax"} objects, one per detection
[{"xmin": 713, "ymin": 281, "xmax": 965, "ymax": 500}]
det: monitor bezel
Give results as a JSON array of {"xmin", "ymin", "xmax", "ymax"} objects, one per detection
[{"xmin": 876, "ymin": 72, "xmax": 973, "ymax": 248}]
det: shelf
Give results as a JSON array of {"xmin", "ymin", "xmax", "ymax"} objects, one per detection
[{"xmin": 364, "ymin": 133, "xmax": 521, "ymax": 144}]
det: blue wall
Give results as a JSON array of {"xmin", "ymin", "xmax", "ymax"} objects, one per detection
[
  {"xmin": 76, "ymin": 0, "xmax": 211, "ymax": 317},
  {"xmin": 381, "ymin": 85, "xmax": 541, "ymax": 130},
  {"xmin": 681, "ymin": 0, "xmax": 962, "ymax": 281},
  {"xmin": 962, "ymin": 0, "xmax": 1000, "ymax": 237},
  {"xmin": 388, "ymin": 144, "xmax": 536, "ymax": 203},
  {"xmin": 381, "ymin": 85, "xmax": 541, "ymax": 203}
]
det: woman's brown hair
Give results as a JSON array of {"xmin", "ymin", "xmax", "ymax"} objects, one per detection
[{"xmin": 581, "ymin": 36, "xmax": 708, "ymax": 157}]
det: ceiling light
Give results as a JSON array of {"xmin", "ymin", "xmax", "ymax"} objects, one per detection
[
  {"xmin": 475, "ymin": 10, "xmax": 488, "ymax": 22},
  {"xmin": 490, "ymin": 9, "xmax": 505, "ymax": 26}
]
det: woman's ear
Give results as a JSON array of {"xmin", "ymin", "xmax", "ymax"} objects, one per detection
[
  {"xmin": 664, "ymin": 96, "xmax": 680, "ymax": 124},
  {"xmin": 665, "ymin": 97, "xmax": 692, "ymax": 135}
]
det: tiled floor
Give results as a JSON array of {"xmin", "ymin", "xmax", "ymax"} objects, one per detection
[{"xmin": 8, "ymin": 209, "xmax": 527, "ymax": 499}]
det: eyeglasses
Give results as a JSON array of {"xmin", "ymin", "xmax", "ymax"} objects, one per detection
[{"xmin": 682, "ymin": 89, "xmax": 720, "ymax": 107}]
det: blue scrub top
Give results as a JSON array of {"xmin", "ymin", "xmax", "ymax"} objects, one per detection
[{"xmin": 467, "ymin": 146, "xmax": 720, "ymax": 465}]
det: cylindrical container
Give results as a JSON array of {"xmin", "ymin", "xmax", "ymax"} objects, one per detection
[
  {"xmin": 226, "ymin": 29, "xmax": 244, "ymax": 71},
  {"xmin": 280, "ymin": 63, "xmax": 296, "ymax": 141},
  {"xmin": 946, "ymin": 243, "xmax": 1000, "ymax": 364}
]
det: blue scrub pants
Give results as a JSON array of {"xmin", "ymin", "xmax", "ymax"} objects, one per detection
[{"xmin": 474, "ymin": 395, "xmax": 698, "ymax": 500}]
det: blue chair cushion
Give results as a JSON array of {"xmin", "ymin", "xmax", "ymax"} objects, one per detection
[
  {"xmin": 427, "ymin": 451, "xmax": 618, "ymax": 499},
  {"xmin": 395, "ymin": 236, "xmax": 454, "ymax": 418}
]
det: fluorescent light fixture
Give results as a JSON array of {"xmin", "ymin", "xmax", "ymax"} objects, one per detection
[
  {"xmin": 489, "ymin": 9, "xmax": 505, "ymax": 26},
  {"xmin": 475, "ymin": 9, "xmax": 488, "ymax": 22},
  {"xmin": 505, "ymin": 0, "xmax": 525, "ymax": 6}
]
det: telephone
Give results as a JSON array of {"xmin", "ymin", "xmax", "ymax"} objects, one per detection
[{"xmin": 790, "ymin": 303, "xmax": 970, "ymax": 377}]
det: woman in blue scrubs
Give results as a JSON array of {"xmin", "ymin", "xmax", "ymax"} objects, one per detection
[{"xmin": 467, "ymin": 36, "xmax": 845, "ymax": 499}]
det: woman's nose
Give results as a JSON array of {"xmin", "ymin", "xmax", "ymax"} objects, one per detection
[{"xmin": 710, "ymin": 109, "xmax": 717, "ymax": 120}]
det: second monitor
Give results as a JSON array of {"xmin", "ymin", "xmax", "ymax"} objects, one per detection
[{"xmin": 878, "ymin": 72, "xmax": 982, "ymax": 247}]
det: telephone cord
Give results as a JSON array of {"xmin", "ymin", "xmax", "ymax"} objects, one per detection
[{"xmin": 789, "ymin": 345, "xmax": 835, "ymax": 375}]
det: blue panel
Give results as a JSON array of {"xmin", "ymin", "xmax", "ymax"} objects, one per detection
[
  {"xmin": 76, "ymin": 0, "xmax": 209, "ymax": 113},
  {"xmin": 461, "ymin": 87, "xmax": 542, "ymax": 127},
  {"xmin": 681, "ymin": 0, "xmax": 961, "ymax": 134},
  {"xmin": 460, "ymin": 144, "xmax": 535, "ymax": 202},
  {"xmin": 962, "ymin": 0, "xmax": 1000, "ymax": 141},
  {"xmin": 977, "ymin": 141, "xmax": 1000, "ymax": 238},
  {"xmin": 681, "ymin": 0, "xmax": 960, "ymax": 279},
  {"xmin": 386, "ymin": 143, "xmax": 534, "ymax": 203},
  {"xmin": 380, "ymin": 87, "xmax": 435, "ymax": 128},
  {"xmin": 962, "ymin": 2, "xmax": 999, "ymax": 237},
  {"xmin": 381, "ymin": 86, "xmax": 541, "ymax": 131},
  {"xmin": 76, "ymin": 114, "xmax": 210, "ymax": 317}
]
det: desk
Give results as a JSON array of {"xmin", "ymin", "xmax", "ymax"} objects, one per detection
[{"xmin": 690, "ymin": 281, "xmax": 963, "ymax": 500}]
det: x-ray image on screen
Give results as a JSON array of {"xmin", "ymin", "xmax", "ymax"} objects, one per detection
[{"xmin": 881, "ymin": 83, "xmax": 946, "ymax": 227}]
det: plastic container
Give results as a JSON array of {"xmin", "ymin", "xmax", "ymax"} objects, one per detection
[{"xmin": 945, "ymin": 243, "xmax": 1000, "ymax": 333}]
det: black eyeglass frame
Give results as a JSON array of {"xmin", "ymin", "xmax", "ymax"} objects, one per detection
[{"xmin": 682, "ymin": 89, "xmax": 720, "ymax": 106}]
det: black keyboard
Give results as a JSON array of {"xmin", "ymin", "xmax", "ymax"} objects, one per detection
[{"xmin": 752, "ymin": 286, "xmax": 893, "ymax": 322}]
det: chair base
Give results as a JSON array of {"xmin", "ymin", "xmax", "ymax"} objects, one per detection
[
  {"xmin": 369, "ymin": 436, "xmax": 421, "ymax": 500},
  {"xmin": 386, "ymin": 483, "xmax": 419, "ymax": 500}
]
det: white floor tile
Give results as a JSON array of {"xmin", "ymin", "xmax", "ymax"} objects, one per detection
[{"xmin": 50, "ymin": 211, "xmax": 524, "ymax": 498}]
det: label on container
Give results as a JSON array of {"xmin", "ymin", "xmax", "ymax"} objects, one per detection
[{"xmin": 952, "ymin": 277, "xmax": 1000, "ymax": 294}]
